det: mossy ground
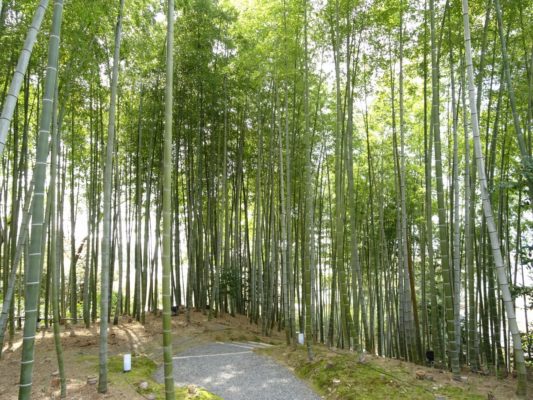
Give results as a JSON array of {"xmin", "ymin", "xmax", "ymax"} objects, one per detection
[
  {"xmin": 258, "ymin": 345, "xmax": 490, "ymax": 400},
  {"xmin": 104, "ymin": 354, "xmax": 222, "ymax": 400}
]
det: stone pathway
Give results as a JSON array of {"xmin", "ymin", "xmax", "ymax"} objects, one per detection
[{"xmin": 154, "ymin": 342, "xmax": 321, "ymax": 400}]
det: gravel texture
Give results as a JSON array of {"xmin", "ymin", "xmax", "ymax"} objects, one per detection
[{"xmin": 154, "ymin": 341, "xmax": 321, "ymax": 400}]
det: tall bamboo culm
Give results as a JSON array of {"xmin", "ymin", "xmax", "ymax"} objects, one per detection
[
  {"xmin": 0, "ymin": 0, "xmax": 49, "ymax": 156},
  {"xmin": 461, "ymin": 0, "xmax": 527, "ymax": 396},
  {"xmin": 18, "ymin": 1, "xmax": 64, "ymax": 399},
  {"xmin": 162, "ymin": 0, "xmax": 176, "ymax": 398},
  {"xmin": 98, "ymin": 0, "xmax": 125, "ymax": 393}
]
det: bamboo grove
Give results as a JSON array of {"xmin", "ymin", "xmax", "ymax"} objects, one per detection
[{"xmin": 0, "ymin": 0, "xmax": 531, "ymax": 398}]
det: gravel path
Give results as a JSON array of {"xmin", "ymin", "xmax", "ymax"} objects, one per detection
[{"xmin": 154, "ymin": 342, "xmax": 321, "ymax": 400}]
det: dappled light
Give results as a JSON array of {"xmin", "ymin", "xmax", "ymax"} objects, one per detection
[{"xmin": 0, "ymin": 0, "xmax": 532, "ymax": 399}]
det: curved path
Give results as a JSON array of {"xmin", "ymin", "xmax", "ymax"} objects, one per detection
[{"xmin": 154, "ymin": 342, "xmax": 321, "ymax": 400}]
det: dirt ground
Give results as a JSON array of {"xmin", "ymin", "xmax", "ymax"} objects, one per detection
[
  {"xmin": 0, "ymin": 312, "xmax": 530, "ymax": 400},
  {"xmin": 370, "ymin": 355, "xmax": 525, "ymax": 400},
  {"xmin": 0, "ymin": 311, "xmax": 284, "ymax": 399}
]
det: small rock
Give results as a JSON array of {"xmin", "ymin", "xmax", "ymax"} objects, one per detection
[
  {"xmin": 188, "ymin": 384, "xmax": 197, "ymax": 395},
  {"xmin": 86, "ymin": 376, "xmax": 97, "ymax": 385},
  {"xmin": 435, "ymin": 396, "xmax": 447, "ymax": 400},
  {"xmin": 51, "ymin": 371, "xmax": 59, "ymax": 377},
  {"xmin": 138, "ymin": 381, "xmax": 149, "ymax": 390},
  {"xmin": 145, "ymin": 394, "xmax": 155, "ymax": 400},
  {"xmin": 459, "ymin": 376, "xmax": 468, "ymax": 383},
  {"xmin": 416, "ymin": 370, "xmax": 426, "ymax": 380},
  {"xmin": 452, "ymin": 375, "xmax": 461, "ymax": 382},
  {"xmin": 332, "ymin": 378, "xmax": 341, "ymax": 385},
  {"xmin": 425, "ymin": 374, "xmax": 434, "ymax": 382}
]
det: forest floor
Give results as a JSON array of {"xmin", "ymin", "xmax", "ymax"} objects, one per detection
[{"xmin": 0, "ymin": 311, "xmax": 530, "ymax": 399}]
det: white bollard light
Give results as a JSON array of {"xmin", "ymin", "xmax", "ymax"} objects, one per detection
[
  {"xmin": 298, "ymin": 333, "xmax": 304, "ymax": 345},
  {"xmin": 123, "ymin": 353, "xmax": 132, "ymax": 372}
]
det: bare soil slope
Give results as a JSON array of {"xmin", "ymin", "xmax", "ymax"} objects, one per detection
[{"xmin": 0, "ymin": 311, "xmax": 280, "ymax": 399}]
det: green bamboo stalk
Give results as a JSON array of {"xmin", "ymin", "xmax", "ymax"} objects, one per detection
[
  {"xmin": 331, "ymin": 0, "xmax": 352, "ymax": 350},
  {"xmin": 429, "ymin": 0, "xmax": 460, "ymax": 378},
  {"xmin": 279, "ymin": 89, "xmax": 290, "ymax": 344},
  {"xmin": 449, "ymin": 33, "xmax": 462, "ymax": 362},
  {"xmin": 461, "ymin": 59, "xmax": 478, "ymax": 371},
  {"xmin": 423, "ymin": 0, "xmax": 439, "ymax": 362},
  {"xmin": 18, "ymin": 1, "xmax": 63, "ymax": 398},
  {"xmin": 98, "ymin": 0, "xmax": 125, "ymax": 393},
  {"xmin": 0, "ymin": 183, "xmax": 33, "ymax": 357},
  {"xmin": 493, "ymin": 0, "xmax": 533, "ymax": 203},
  {"xmin": 162, "ymin": 0, "xmax": 176, "ymax": 398},
  {"xmin": 399, "ymin": 0, "xmax": 418, "ymax": 362},
  {"xmin": 49, "ymin": 85, "xmax": 66, "ymax": 398},
  {"xmin": 348, "ymin": 54, "xmax": 369, "ymax": 354},
  {"xmin": 303, "ymin": 0, "xmax": 314, "ymax": 360},
  {"xmin": 0, "ymin": 0, "xmax": 49, "ymax": 156},
  {"xmin": 462, "ymin": 0, "xmax": 527, "ymax": 395}
]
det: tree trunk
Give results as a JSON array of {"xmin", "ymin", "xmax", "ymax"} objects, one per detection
[
  {"xmin": 18, "ymin": 1, "xmax": 63, "ymax": 397},
  {"xmin": 98, "ymin": 0, "xmax": 124, "ymax": 392},
  {"xmin": 49, "ymin": 85, "xmax": 66, "ymax": 398},
  {"xmin": 161, "ymin": 1, "xmax": 176, "ymax": 397},
  {"xmin": 429, "ymin": 0, "xmax": 460, "ymax": 377},
  {"xmin": 462, "ymin": 0, "xmax": 528, "ymax": 395},
  {"xmin": 0, "ymin": 0, "xmax": 49, "ymax": 156}
]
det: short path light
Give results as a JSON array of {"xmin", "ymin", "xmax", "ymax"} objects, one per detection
[
  {"xmin": 123, "ymin": 353, "xmax": 131, "ymax": 372},
  {"xmin": 298, "ymin": 333, "xmax": 304, "ymax": 345}
]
